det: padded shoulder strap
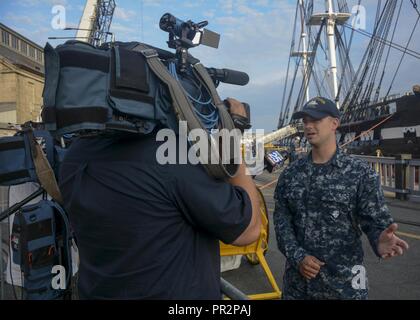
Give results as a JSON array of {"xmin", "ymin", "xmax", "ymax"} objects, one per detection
[{"xmin": 192, "ymin": 64, "xmax": 241, "ymax": 175}]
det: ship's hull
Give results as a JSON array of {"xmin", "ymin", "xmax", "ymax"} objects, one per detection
[{"xmin": 339, "ymin": 94, "xmax": 420, "ymax": 157}]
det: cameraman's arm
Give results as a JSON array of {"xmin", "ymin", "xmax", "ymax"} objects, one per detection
[{"xmin": 228, "ymin": 163, "xmax": 261, "ymax": 246}]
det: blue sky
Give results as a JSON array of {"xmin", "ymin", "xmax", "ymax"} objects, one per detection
[{"xmin": 1, "ymin": 0, "xmax": 419, "ymax": 131}]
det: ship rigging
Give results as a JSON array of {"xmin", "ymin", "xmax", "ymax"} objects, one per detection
[{"xmin": 277, "ymin": 0, "xmax": 420, "ymax": 157}]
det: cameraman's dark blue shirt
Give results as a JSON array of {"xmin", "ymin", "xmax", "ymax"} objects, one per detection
[{"xmin": 59, "ymin": 134, "xmax": 252, "ymax": 299}]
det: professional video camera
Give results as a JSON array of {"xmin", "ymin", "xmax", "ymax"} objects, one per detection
[
  {"xmin": 159, "ymin": 13, "xmax": 221, "ymax": 71},
  {"xmin": 158, "ymin": 13, "xmax": 252, "ymax": 132}
]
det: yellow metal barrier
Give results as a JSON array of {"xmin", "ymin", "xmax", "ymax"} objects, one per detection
[{"xmin": 220, "ymin": 189, "xmax": 282, "ymax": 300}]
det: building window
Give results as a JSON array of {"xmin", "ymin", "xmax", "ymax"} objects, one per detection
[
  {"xmin": 21, "ymin": 41, "xmax": 27, "ymax": 55},
  {"xmin": 1, "ymin": 30, "xmax": 9, "ymax": 46},
  {"xmin": 29, "ymin": 46, "xmax": 35, "ymax": 58},
  {"xmin": 36, "ymin": 50, "xmax": 43, "ymax": 62},
  {"xmin": 11, "ymin": 35, "xmax": 18, "ymax": 50}
]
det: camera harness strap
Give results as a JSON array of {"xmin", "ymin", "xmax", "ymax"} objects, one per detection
[
  {"xmin": 24, "ymin": 126, "xmax": 63, "ymax": 205},
  {"xmin": 134, "ymin": 44, "xmax": 239, "ymax": 180}
]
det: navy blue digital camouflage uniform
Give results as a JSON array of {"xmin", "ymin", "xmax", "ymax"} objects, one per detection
[{"xmin": 273, "ymin": 148, "xmax": 393, "ymax": 299}]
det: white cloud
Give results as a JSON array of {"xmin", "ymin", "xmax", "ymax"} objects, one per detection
[
  {"xmin": 143, "ymin": 0, "xmax": 162, "ymax": 7},
  {"xmin": 65, "ymin": 22, "xmax": 79, "ymax": 29},
  {"xmin": 5, "ymin": 14, "xmax": 34, "ymax": 27},
  {"xmin": 114, "ymin": 7, "xmax": 136, "ymax": 21},
  {"xmin": 16, "ymin": 0, "xmax": 68, "ymax": 7},
  {"xmin": 255, "ymin": 0, "xmax": 269, "ymax": 7},
  {"xmin": 219, "ymin": 0, "xmax": 234, "ymax": 15},
  {"xmin": 251, "ymin": 71, "xmax": 287, "ymax": 87},
  {"xmin": 203, "ymin": 10, "xmax": 216, "ymax": 18},
  {"xmin": 237, "ymin": 4, "xmax": 263, "ymax": 17},
  {"xmin": 183, "ymin": 1, "xmax": 204, "ymax": 8},
  {"xmin": 215, "ymin": 16, "xmax": 243, "ymax": 26},
  {"xmin": 110, "ymin": 22, "xmax": 136, "ymax": 34}
]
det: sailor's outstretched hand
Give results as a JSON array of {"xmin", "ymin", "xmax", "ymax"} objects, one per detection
[{"xmin": 377, "ymin": 223, "xmax": 409, "ymax": 259}]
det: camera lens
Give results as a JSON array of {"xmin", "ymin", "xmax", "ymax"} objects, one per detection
[
  {"xmin": 159, "ymin": 13, "xmax": 177, "ymax": 33},
  {"xmin": 159, "ymin": 13, "xmax": 198, "ymax": 42}
]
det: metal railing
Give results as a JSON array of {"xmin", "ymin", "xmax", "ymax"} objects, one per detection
[
  {"xmin": 408, "ymin": 159, "xmax": 420, "ymax": 196},
  {"xmin": 356, "ymin": 155, "xmax": 396, "ymax": 193},
  {"xmin": 355, "ymin": 155, "xmax": 420, "ymax": 200}
]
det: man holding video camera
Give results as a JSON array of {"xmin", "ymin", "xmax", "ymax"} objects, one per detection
[{"xmin": 59, "ymin": 97, "xmax": 261, "ymax": 300}]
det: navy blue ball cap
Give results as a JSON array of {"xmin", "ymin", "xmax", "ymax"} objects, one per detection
[{"xmin": 292, "ymin": 97, "xmax": 340, "ymax": 120}]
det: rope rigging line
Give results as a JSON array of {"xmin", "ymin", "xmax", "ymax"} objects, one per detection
[
  {"xmin": 360, "ymin": 0, "xmax": 395, "ymax": 105},
  {"xmin": 342, "ymin": 0, "xmax": 393, "ymax": 113},
  {"xmin": 293, "ymin": 20, "xmax": 325, "ymax": 117},
  {"xmin": 310, "ymin": 62, "xmax": 324, "ymax": 97},
  {"xmin": 386, "ymin": 11, "xmax": 420, "ymax": 96},
  {"xmin": 340, "ymin": 113, "xmax": 394, "ymax": 148},
  {"xmin": 409, "ymin": 0, "xmax": 420, "ymax": 17},
  {"xmin": 342, "ymin": 24, "xmax": 420, "ymax": 59},
  {"xmin": 283, "ymin": 52, "xmax": 304, "ymax": 126},
  {"xmin": 281, "ymin": 0, "xmax": 312, "ymax": 128},
  {"xmin": 278, "ymin": 1, "xmax": 300, "ymax": 128},
  {"xmin": 374, "ymin": 0, "xmax": 403, "ymax": 103},
  {"xmin": 335, "ymin": 3, "xmax": 360, "ymax": 103},
  {"xmin": 279, "ymin": 0, "xmax": 420, "ymax": 129}
]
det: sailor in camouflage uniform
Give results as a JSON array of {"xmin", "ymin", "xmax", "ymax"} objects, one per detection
[{"xmin": 274, "ymin": 97, "xmax": 409, "ymax": 300}]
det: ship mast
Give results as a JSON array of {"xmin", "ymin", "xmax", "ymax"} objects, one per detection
[
  {"xmin": 308, "ymin": 0, "xmax": 351, "ymax": 109},
  {"xmin": 291, "ymin": 0, "xmax": 314, "ymax": 103},
  {"xmin": 301, "ymin": 31, "xmax": 310, "ymax": 103},
  {"xmin": 326, "ymin": 0, "xmax": 339, "ymax": 108}
]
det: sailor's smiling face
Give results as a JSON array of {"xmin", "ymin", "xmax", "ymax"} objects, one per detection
[{"xmin": 303, "ymin": 116, "xmax": 339, "ymax": 147}]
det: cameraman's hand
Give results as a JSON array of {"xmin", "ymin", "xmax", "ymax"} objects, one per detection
[
  {"xmin": 299, "ymin": 255, "xmax": 325, "ymax": 280},
  {"xmin": 225, "ymin": 98, "xmax": 247, "ymax": 117}
]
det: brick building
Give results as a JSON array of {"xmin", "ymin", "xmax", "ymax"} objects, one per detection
[{"xmin": 0, "ymin": 23, "xmax": 44, "ymax": 136}]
